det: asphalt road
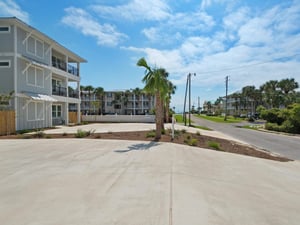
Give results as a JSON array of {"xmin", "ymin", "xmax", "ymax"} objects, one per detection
[
  {"xmin": 191, "ymin": 115, "xmax": 300, "ymax": 160},
  {"xmin": 1, "ymin": 139, "xmax": 300, "ymax": 225}
]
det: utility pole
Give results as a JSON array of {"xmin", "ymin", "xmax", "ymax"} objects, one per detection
[
  {"xmin": 183, "ymin": 76, "xmax": 189, "ymax": 126},
  {"xmin": 183, "ymin": 73, "xmax": 196, "ymax": 126},
  {"xmin": 197, "ymin": 96, "xmax": 200, "ymax": 114},
  {"xmin": 224, "ymin": 76, "xmax": 229, "ymax": 121}
]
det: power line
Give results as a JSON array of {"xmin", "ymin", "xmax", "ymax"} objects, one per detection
[{"xmin": 195, "ymin": 53, "xmax": 300, "ymax": 75}]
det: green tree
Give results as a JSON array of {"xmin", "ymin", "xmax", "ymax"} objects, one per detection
[
  {"xmin": 132, "ymin": 87, "xmax": 142, "ymax": 115},
  {"xmin": 165, "ymin": 80, "xmax": 176, "ymax": 122},
  {"xmin": 94, "ymin": 87, "xmax": 104, "ymax": 114},
  {"xmin": 242, "ymin": 86, "xmax": 256, "ymax": 114},
  {"xmin": 260, "ymin": 80, "xmax": 280, "ymax": 108},
  {"xmin": 277, "ymin": 78, "xmax": 299, "ymax": 107},
  {"xmin": 83, "ymin": 85, "xmax": 95, "ymax": 115},
  {"xmin": 137, "ymin": 58, "xmax": 169, "ymax": 139},
  {"xmin": 231, "ymin": 92, "xmax": 241, "ymax": 116}
]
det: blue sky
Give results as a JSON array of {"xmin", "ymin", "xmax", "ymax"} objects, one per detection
[{"xmin": 1, "ymin": 0, "xmax": 300, "ymax": 112}]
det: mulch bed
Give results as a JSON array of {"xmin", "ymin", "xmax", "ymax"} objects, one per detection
[{"xmin": 0, "ymin": 130, "xmax": 291, "ymax": 162}]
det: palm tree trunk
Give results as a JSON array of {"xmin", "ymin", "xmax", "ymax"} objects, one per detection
[
  {"xmin": 165, "ymin": 99, "xmax": 170, "ymax": 123},
  {"xmin": 161, "ymin": 98, "xmax": 165, "ymax": 130},
  {"xmin": 155, "ymin": 93, "xmax": 163, "ymax": 139}
]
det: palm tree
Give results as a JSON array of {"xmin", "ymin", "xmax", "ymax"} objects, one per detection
[
  {"xmin": 84, "ymin": 85, "xmax": 94, "ymax": 115},
  {"xmin": 165, "ymin": 81, "xmax": 176, "ymax": 123},
  {"xmin": 206, "ymin": 101, "xmax": 212, "ymax": 114},
  {"xmin": 231, "ymin": 92, "xmax": 241, "ymax": 116},
  {"xmin": 277, "ymin": 78, "xmax": 299, "ymax": 107},
  {"xmin": 242, "ymin": 86, "xmax": 256, "ymax": 114},
  {"xmin": 137, "ymin": 57, "xmax": 169, "ymax": 139},
  {"xmin": 94, "ymin": 87, "xmax": 104, "ymax": 114},
  {"xmin": 260, "ymin": 80, "xmax": 279, "ymax": 108},
  {"xmin": 132, "ymin": 87, "xmax": 142, "ymax": 115}
]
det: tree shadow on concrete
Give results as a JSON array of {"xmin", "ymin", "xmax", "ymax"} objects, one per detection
[{"xmin": 115, "ymin": 141, "xmax": 161, "ymax": 153}]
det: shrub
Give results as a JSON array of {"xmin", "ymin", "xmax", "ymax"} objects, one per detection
[
  {"xmin": 146, "ymin": 130, "xmax": 156, "ymax": 138},
  {"xmin": 265, "ymin": 123, "xmax": 281, "ymax": 132},
  {"xmin": 263, "ymin": 103, "xmax": 300, "ymax": 134},
  {"xmin": 207, "ymin": 141, "xmax": 221, "ymax": 150},
  {"xmin": 189, "ymin": 138, "xmax": 198, "ymax": 146},
  {"xmin": 32, "ymin": 131, "xmax": 45, "ymax": 138},
  {"xmin": 196, "ymin": 131, "xmax": 201, "ymax": 136},
  {"xmin": 261, "ymin": 108, "xmax": 284, "ymax": 124},
  {"xmin": 75, "ymin": 129, "xmax": 94, "ymax": 138}
]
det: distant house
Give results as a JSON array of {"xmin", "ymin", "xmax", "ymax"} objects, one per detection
[{"xmin": 0, "ymin": 17, "xmax": 86, "ymax": 131}]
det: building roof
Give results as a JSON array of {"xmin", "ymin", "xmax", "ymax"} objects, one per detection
[{"xmin": 0, "ymin": 17, "xmax": 87, "ymax": 63}]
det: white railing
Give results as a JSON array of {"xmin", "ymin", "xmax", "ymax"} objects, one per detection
[{"xmin": 81, "ymin": 114, "xmax": 155, "ymax": 123}]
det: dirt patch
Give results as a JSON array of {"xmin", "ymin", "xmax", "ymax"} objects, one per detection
[{"xmin": 1, "ymin": 129, "xmax": 291, "ymax": 162}]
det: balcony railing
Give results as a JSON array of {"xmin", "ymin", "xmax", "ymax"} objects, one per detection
[
  {"xmin": 52, "ymin": 85, "xmax": 67, "ymax": 97},
  {"xmin": 52, "ymin": 60, "xmax": 66, "ymax": 71},
  {"xmin": 52, "ymin": 59, "xmax": 79, "ymax": 76},
  {"xmin": 68, "ymin": 64, "xmax": 79, "ymax": 76},
  {"xmin": 69, "ymin": 89, "xmax": 79, "ymax": 98},
  {"xmin": 52, "ymin": 85, "xmax": 79, "ymax": 98}
]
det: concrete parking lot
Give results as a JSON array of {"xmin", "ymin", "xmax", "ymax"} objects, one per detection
[{"xmin": 1, "ymin": 138, "xmax": 300, "ymax": 225}]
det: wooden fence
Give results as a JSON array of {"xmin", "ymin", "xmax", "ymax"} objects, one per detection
[
  {"xmin": 0, "ymin": 111, "xmax": 15, "ymax": 135},
  {"xmin": 68, "ymin": 112, "xmax": 78, "ymax": 124}
]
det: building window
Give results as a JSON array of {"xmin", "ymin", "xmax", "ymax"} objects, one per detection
[
  {"xmin": 0, "ymin": 60, "xmax": 10, "ymax": 68},
  {"xmin": 26, "ymin": 66, "xmax": 44, "ymax": 87},
  {"xmin": 107, "ymin": 102, "xmax": 112, "ymax": 106},
  {"xmin": 107, "ymin": 92, "xmax": 112, "ymax": 97},
  {"xmin": 52, "ymin": 105, "xmax": 62, "ymax": 118},
  {"xmin": 27, "ymin": 102, "xmax": 44, "ymax": 121},
  {"xmin": 0, "ymin": 26, "xmax": 10, "ymax": 33},
  {"xmin": 26, "ymin": 36, "xmax": 44, "ymax": 58}
]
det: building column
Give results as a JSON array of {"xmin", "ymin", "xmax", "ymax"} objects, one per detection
[
  {"xmin": 65, "ymin": 102, "xmax": 69, "ymax": 125},
  {"xmin": 77, "ymin": 103, "xmax": 81, "ymax": 124}
]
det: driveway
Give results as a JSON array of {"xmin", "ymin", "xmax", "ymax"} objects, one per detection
[
  {"xmin": 1, "ymin": 139, "xmax": 300, "ymax": 225},
  {"xmin": 191, "ymin": 115, "xmax": 300, "ymax": 160}
]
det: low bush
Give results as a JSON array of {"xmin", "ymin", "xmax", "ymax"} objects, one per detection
[
  {"xmin": 207, "ymin": 141, "xmax": 221, "ymax": 150},
  {"xmin": 32, "ymin": 131, "xmax": 45, "ymax": 138},
  {"xmin": 189, "ymin": 138, "xmax": 198, "ymax": 146},
  {"xmin": 146, "ymin": 130, "xmax": 156, "ymax": 138},
  {"xmin": 75, "ymin": 129, "xmax": 95, "ymax": 138}
]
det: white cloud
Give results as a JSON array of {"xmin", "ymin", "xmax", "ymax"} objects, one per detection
[
  {"xmin": 0, "ymin": 0, "xmax": 29, "ymax": 23},
  {"xmin": 91, "ymin": 0, "xmax": 170, "ymax": 21},
  {"xmin": 223, "ymin": 7, "xmax": 250, "ymax": 31},
  {"xmin": 61, "ymin": 7, "xmax": 127, "ymax": 47},
  {"xmin": 142, "ymin": 27, "xmax": 160, "ymax": 42},
  {"xmin": 141, "ymin": 10, "xmax": 215, "ymax": 44},
  {"xmin": 201, "ymin": 0, "xmax": 238, "ymax": 11}
]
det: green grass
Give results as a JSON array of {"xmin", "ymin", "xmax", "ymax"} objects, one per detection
[
  {"xmin": 195, "ymin": 114, "xmax": 243, "ymax": 123},
  {"xmin": 190, "ymin": 124, "xmax": 213, "ymax": 131},
  {"xmin": 242, "ymin": 125, "xmax": 263, "ymax": 130},
  {"xmin": 174, "ymin": 114, "xmax": 191, "ymax": 124}
]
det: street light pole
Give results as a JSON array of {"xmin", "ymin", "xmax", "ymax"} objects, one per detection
[
  {"xmin": 224, "ymin": 76, "xmax": 229, "ymax": 121},
  {"xmin": 188, "ymin": 73, "xmax": 196, "ymax": 126}
]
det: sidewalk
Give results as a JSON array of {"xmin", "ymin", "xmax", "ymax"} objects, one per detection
[{"xmin": 44, "ymin": 123, "xmax": 246, "ymax": 143}]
